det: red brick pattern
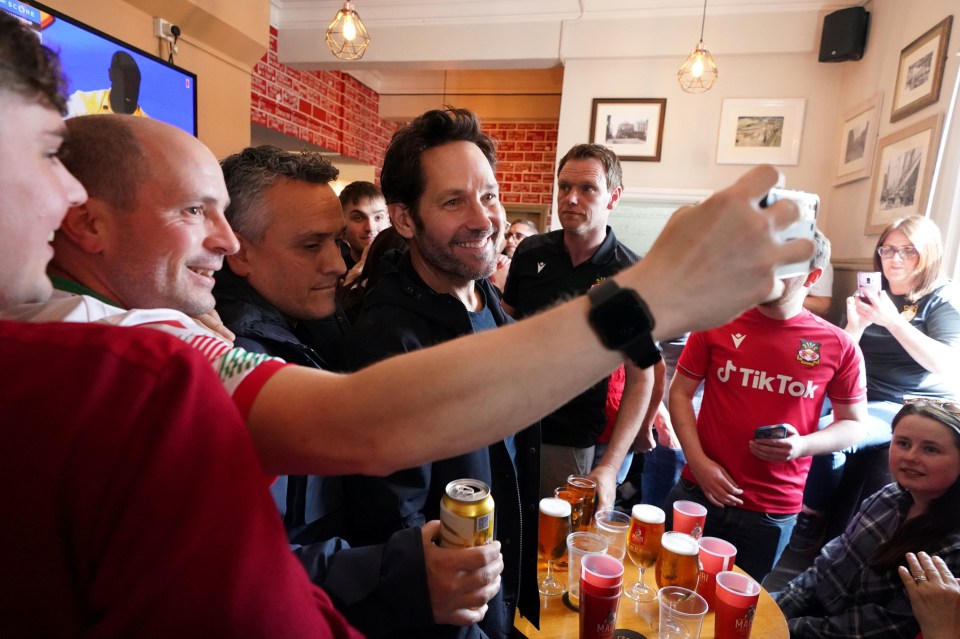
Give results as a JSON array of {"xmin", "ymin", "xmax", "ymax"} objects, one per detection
[
  {"xmin": 251, "ymin": 27, "xmax": 558, "ymax": 201},
  {"xmin": 484, "ymin": 122, "xmax": 558, "ymax": 205},
  {"xmin": 252, "ymin": 27, "xmax": 398, "ymax": 179}
]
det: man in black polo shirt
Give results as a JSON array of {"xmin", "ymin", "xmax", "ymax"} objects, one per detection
[{"xmin": 502, "ymin": 143, "xmax": 661, "ymax": 509}]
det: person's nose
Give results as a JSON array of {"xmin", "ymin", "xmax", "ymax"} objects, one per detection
[
  {"xmin": 320, "ymin": 241, "xmax": 347, "ymax": 276},
  {"xmin": 207, "ymin": 212, "xmax": 241, "ymax": 255},
  {"xmin": 466, "ymin": 198, "xmax": 494, "ymax": 230}
]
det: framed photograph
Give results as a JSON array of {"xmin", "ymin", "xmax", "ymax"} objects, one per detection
[
  {"xmin": 865, "ymin": 114, "xmax": 943, "ymax": 234},
  {"xmin": 891, "ymin": 16, "xmax": 953, "ymax": 123},
  {"xmin": 835, "ymin": 94, "xmax": 882, "ymax": 185},
  {"xmin": 716, "ymin": 98, "xmax": 806, "ymax": 165},
  {"xmin": 589, "ymin": 98, "xmax": 666, "ymax": 162}
]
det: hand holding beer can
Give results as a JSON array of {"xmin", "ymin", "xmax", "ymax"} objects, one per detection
[{"xmin": 440, "ymin": 479, "xmax": 494, "ymax": 548}]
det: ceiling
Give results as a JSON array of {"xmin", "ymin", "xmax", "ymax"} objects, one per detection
[
  {"xmin": 269, "ymin": 0, "xmax": 861, "ymax": 121},
  {"xmin": 271, "ymin": 0, "xmax": 861, "ymax": 77}
]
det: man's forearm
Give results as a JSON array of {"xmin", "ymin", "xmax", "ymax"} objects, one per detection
[
  {"xmin": 595, "ymin": 363, "xmax": 654, "ymax": 474},
  {"xmin": 246, "ymin": 165, "xmax": 810, "ymax": 477}
]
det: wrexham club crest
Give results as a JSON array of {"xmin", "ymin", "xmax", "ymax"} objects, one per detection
[{"xmin": 797, "ymin": 340, "xmax": 821, "ymax": 366}]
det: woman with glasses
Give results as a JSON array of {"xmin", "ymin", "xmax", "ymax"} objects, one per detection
[
  {"xmin": 790, "ymin": 216, "xmax": 959, "ymax": 554},
  {"xmin": 776, "ymin": 400, "xmax": 960, "ymax": 638},
  {"xmin": 852, "ymin": 216, "xmax": 959, "ymax": 406}
]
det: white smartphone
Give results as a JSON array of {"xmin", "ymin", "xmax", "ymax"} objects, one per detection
[
  {"xmin": 857, "ymin": 271, "xmax": 882, "ymax": 302},
  {"xmin": 760, "ymin": 188, "xmax": 820, "ymax": 279}
]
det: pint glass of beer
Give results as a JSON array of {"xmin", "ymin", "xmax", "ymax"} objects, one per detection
[
  {"xmin": 553, "ymin": 487, "xmax": 585, "ymax": 536},
  {"xmin": 566, "ymin": 475, "xmax": 597, "ymax": 531},
  {"xmin": 537, "ymin": 497, "xmax": 572, "ymax": 596},
  {"xmin": 624, "ymin": 504, "xmax": 665, "ymax": 602},
  {"xmin": 655, "ymin": 531, "xmax": 700, "ymax": 591}
]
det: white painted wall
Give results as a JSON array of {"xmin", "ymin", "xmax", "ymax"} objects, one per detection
[{"xmin": 554, "ymin": 0, "xmax": 959, "ymax": 264}]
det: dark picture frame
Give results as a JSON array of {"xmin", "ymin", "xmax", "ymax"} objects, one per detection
[
  {"xmin": 835, "ymin": 94, "xmax": 882, "ymax": 185},
  {"xmin": 891, "ymin": 16, "xmax": 953, "ymax": 123},
  {"xmin": 589, "ymin": 98, "xmax": 666, "ymax": 162},
  {"xmin": 865, "ymin": 114, "xmax": 943, "ymax": 234}
]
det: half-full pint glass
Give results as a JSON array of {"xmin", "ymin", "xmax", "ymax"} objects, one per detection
[
  {"xmin": 655, "ymin": 531, "xmax": 700, "ymax": 591},
  {"xmin": 566, "ymin": 475, "xmax": 597, "ymax": 531}
]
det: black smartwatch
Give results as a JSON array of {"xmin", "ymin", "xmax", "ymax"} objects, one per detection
[{"xmin": 587, "ymin": 279, "xmax": 661, "ymax": 368}]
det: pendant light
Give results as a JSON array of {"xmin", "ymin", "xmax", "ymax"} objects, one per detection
[
  {"xmin": 678, "ymin": 0, "xmax": 718, "ymax": 93},
  {"xmin": 325, "ymin": 1, "xmax": 370, "ymax": 61}
]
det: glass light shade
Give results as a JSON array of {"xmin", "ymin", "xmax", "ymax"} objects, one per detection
[
  {"xmin": 678, "ymin": 42, "xmax": 718, "ymax": 93},
  {"xmin": 325, "ymin": 1, "xmax": 370, "ymax": 61}
]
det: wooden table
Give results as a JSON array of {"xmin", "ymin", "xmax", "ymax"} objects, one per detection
[{"xmin": 514, "ymin": 567, "xmax": 788, "ymax": 639}]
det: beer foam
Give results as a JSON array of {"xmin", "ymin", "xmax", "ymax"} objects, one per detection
[
  {"xmin": 661, "ymin": 532, "xmax": 699, "ymax": 556},
  {"xmin": 632, "ymin": 503, "xmax": 665, "ymax": 524},
  {"xmin": 539, "ymin": 497, "xmax": 572, "ymax": 518}
]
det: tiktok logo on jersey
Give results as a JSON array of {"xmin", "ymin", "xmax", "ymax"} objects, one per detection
[{"xmin": 716, "ymin": 360, "xmax": 819, "ymax": 398}]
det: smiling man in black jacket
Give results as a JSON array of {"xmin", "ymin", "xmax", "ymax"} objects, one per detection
[
  {"xmin": 214, "ymin": 145, "xmax": 503, "ymax": 638},
  {"xmin": 343, "ymin": 109, "xmax": 540, "ymax": 639}
]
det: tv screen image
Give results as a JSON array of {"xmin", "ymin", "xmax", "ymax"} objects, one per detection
[{"xmin": 1, "ymin": 0, "xmax": 197, "ymax": 135}]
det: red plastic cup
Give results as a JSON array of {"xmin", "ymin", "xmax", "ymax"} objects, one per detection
[
  {"xmin": 580, "ymin": 555, "xmax": 623, "ymax": 639},
  {"xmin": 581, "ymin": 552, "xmax": 624, "ymax": 589},
  {"xmin": 697, "ymin": 537, "xmax": 737, "ymax": 609},
  {"xmin": 714, "ymin": 571, "xmax": 761, "ymax": 639},
  {"xmin": 673, "ymin": 500, "xmax": 707, "ymax": 539}
]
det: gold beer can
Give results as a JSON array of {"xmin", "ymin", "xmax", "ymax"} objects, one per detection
[{"xmin": 440, "ymin": 478, "xmax": 495, "ymax": 548}]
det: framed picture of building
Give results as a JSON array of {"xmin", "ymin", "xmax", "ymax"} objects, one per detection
[
  {"xmin": 866, "ymin": 114, "xmax": 942, "ymax": 234},
  {"xmin": 589, "ymin": 98, "xmax": 666, "ymax": 162},
  {"xmin": 891, "ymin": 16, "xmax": 952, "ymax": 123},
  {"xmin": 835, "ymin": 94, "xmax": 882, "ymax": 185},
  {"xmin": 716, "ymin": 98, "xmax": 806, "ymax": 165}
]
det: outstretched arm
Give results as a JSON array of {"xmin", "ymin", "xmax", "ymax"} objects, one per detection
[{"xmin": 247, "ymin": 165, "xmax": 811, "ymax": 476}]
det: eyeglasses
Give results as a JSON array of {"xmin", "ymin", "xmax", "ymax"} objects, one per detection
[
  {"xmin": 877, "ymin": 245, "xmax": 919, "ymax": 260},
  {"xmin": 904, "ymin": 396, "xmax": 960, "ymax": 417}
]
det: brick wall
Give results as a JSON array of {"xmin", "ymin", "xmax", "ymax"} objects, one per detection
[
  {"xmin": 484, "ymin": 122, "xmax": 557, "ymax": 206},
  {"xmin": 252, "ymin": 27, "xmax": 558, "ymax": 202},
  {"xmin": 252, "ymin": 27, "xmax": 398, "ymax": 178}
]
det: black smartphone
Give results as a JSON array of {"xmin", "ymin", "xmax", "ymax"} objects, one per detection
[{"xmin": 754, "ymin": 424, "xmax": 788, "ymax": 440}]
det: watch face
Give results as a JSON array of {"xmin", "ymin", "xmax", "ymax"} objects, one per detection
[{"xmin": 593, "ymin": 288, "xmax": 651, "ymax": 348}]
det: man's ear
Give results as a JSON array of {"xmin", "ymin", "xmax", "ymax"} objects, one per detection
[
  {"xmin": 226, "ymin": 235, "xmax": 253, "ymax": 277},
  {"xmin": 607, "ymin": 185, "xmax": 623, "ymax": 210},
  {"xmin": 58, "ymin": 200, "xmax": 108, "ymax": 254},
  {"xmin": 390, "ymin": 203, "xmax": 416, "ymax": 239}
]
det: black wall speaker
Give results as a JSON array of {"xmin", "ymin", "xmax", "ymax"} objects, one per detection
[{"xmin": 819, "ymin": 7, "xmax": 869, "ymax": 62}]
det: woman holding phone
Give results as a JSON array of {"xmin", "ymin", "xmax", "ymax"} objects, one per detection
[
  {"xmin": 776, "ymin": 400, "xmax": 960, "ymax": 638},
  {"xmin": 791, "ymin": 215, "xmax": 960, "ymax": 553},
  {"xmin": 849, "ymin": 215, "xmax": 959, "ymax": 406}
]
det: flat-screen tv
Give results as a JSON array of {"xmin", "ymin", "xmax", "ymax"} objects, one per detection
[{"xmin": 1, "ymin": 0, "xmax": 197, "ymax": 136}]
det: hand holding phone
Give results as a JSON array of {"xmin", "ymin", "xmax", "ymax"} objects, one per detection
[
  {"xmin": 857, "ymin": 271, "xmax": 881, "ymax": 303},
  {"xmin": 754, "ymin": 424, "xmax": 788, "ymax": 440},
  {"xmin": 759, "ymin": 188, "xmax": 819, "ymax": 279}
]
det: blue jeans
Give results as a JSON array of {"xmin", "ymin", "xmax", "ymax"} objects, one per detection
[
  {"xmin": 640, "ymin": 446, "xmax": 686, "ymax": 510},
  {"xmin": 592, "ymin": 442, "xmax": 633, "ymax": 485},
  {"xmin": 664, "ymin": 479, "xmax": 796, "ymax": 583},
  {"xmin": 801, "ymin": 401, "xmax": 899, "ymax": 511}
]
